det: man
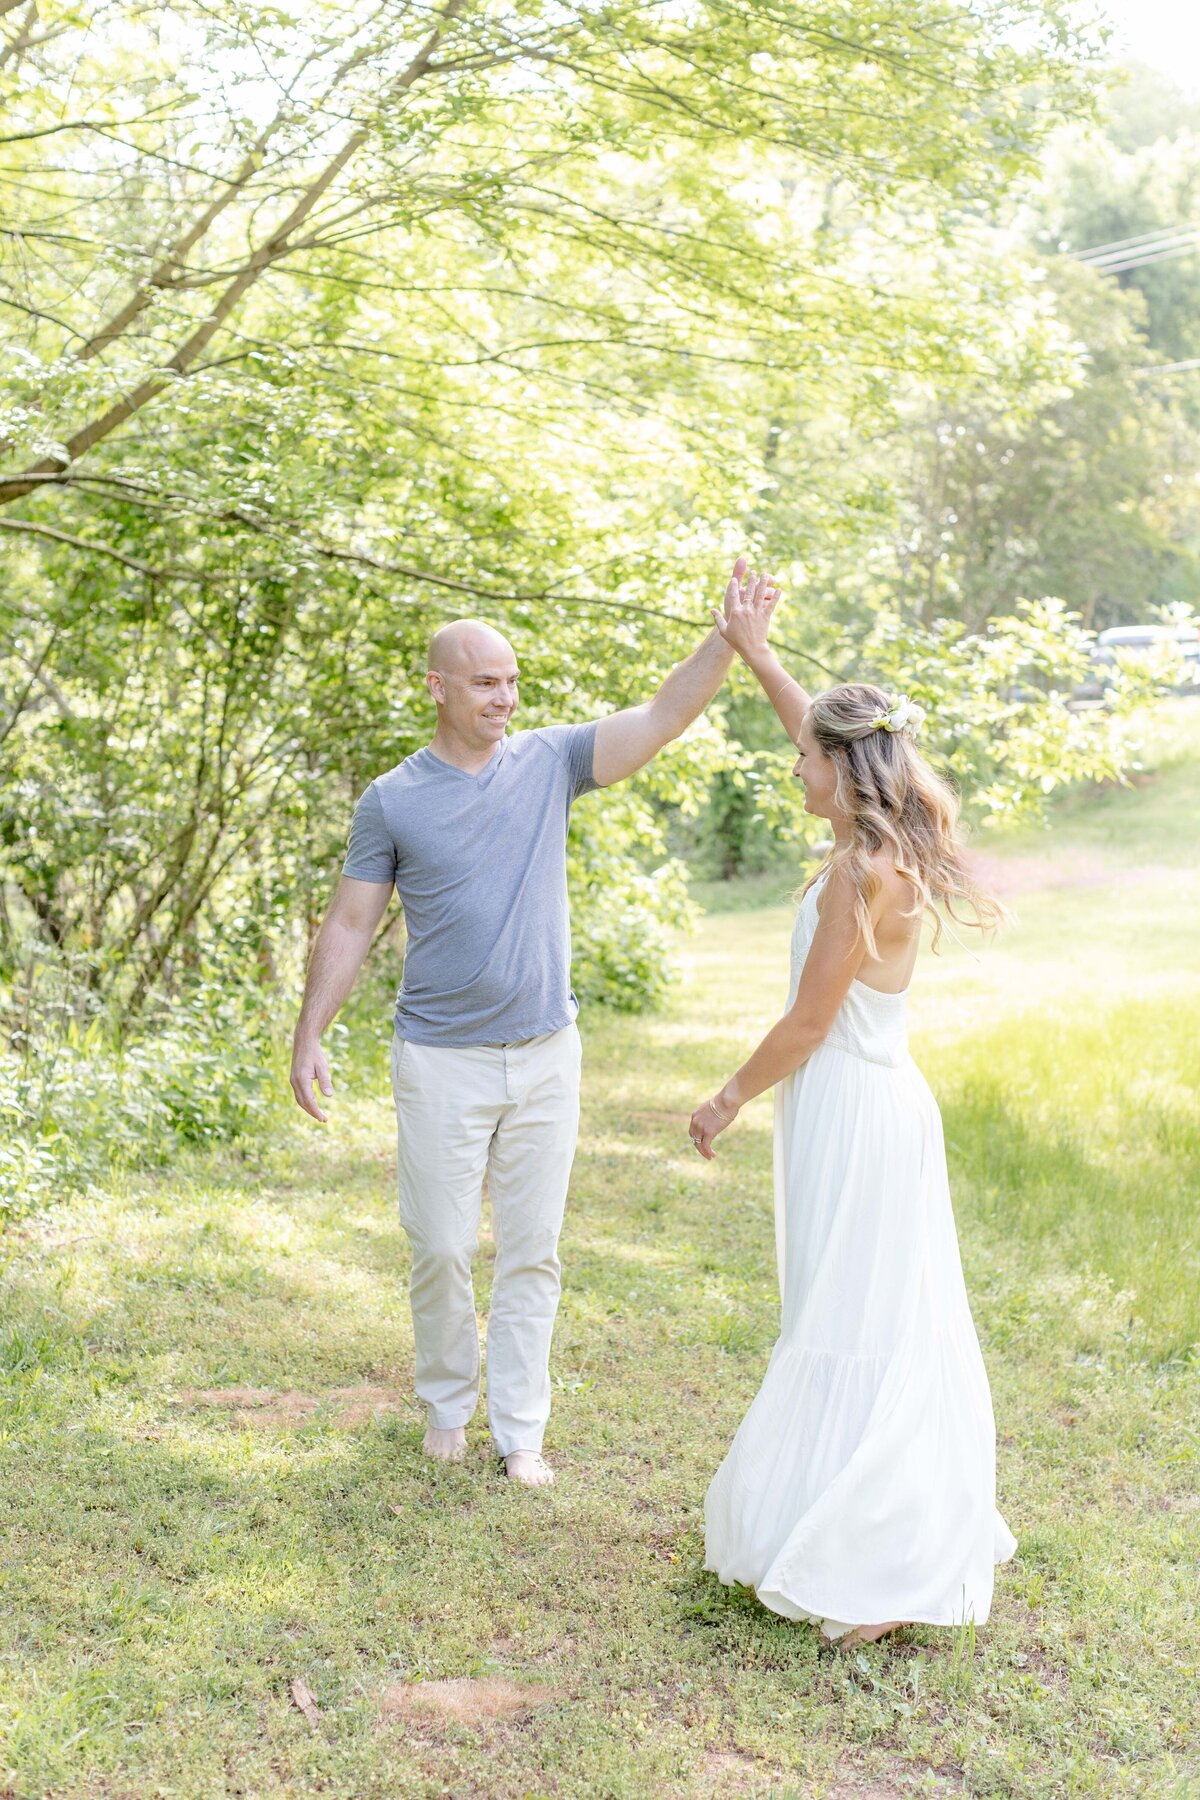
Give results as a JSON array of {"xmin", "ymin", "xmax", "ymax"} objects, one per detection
[{"xmin": 290, "ymin": 559, "xmax": 773, "ymax": 1485}]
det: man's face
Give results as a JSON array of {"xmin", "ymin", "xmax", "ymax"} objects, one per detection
[{"xmin": 428, "ymin": 639, "xmax": 520, "ymax": 746}]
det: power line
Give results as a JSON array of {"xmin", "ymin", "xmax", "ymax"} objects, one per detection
[
  {"xmin": 1132, "ymin": 357, "xmax": 1200, "ymax": 377},
  {"xmin": 1082, "ymin": 233, "xmax": 1200, "ymax": 273},
  {"xmin": 1073, "ymin": 219, "xmax": 1200, "ymax": 260},
  {"xmin": 1071, "ymin": 219, "xmax": 1200, "ymax": 276},
  {"xmin": 1097, "ymin": 242, "xmax": 1199, "ymax": 273},
  {"xmin": 1082, "ymin": 228, "xmax": 1200, "ymax": 267}
]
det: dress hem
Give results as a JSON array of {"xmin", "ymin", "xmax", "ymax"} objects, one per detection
[{"xmin": 704, "ymin": 1530, "xmax": 1017, "ymax": 1636}]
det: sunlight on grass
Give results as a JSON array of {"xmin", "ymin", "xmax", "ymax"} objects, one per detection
[{"xmin": 1, "ymin": 704, "xmax": 1198, "ymax": 1799}]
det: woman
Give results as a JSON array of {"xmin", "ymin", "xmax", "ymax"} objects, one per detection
[{"xmin": 693, "ymin": 568, "xmax": 1016, "ymax": 1647}]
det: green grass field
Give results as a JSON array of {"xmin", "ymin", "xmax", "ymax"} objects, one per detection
[{"xmin": 2, "ymin": 706, "xmax": 1198, "ymax": 1799}]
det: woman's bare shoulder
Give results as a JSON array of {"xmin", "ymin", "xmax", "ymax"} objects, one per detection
[
  {"xmin": 818, "ymin": 853, "xmax": 917, "ymax": 924},
  {"xmin": 866, "ymin": 850, "xmax": 919, "ymax": 914}
]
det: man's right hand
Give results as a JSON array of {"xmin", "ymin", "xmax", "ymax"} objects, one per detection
[
  {"xmin": 291, "ymin": 1038, "xmax": 334, "ymax": 1122},
  {"xmin": 288, "ymin": 879, "xmax": 392, "ymax": 1121}
]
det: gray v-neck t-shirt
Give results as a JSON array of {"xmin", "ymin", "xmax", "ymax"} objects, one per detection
[{"xmin": 341, "ymin": 722, "xmax": 599, "ymax": 1046}]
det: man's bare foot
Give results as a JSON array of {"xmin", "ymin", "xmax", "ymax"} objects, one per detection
[
  {"xmin": 423, "ymin": 1425, "xmax": 467, "ymax": 1461},
  {"xmin": 504, "ymin": 1451, "xmax": 555, "ymax": 1487},
  {"xmin": 838, "ymin": 1620, "xmax": 909, "ymax": 1646}
]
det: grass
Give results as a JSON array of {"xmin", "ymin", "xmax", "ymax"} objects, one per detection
[{"xmin": 1, "ymin": 704, "xmax": 1198, "ymax": 1799}]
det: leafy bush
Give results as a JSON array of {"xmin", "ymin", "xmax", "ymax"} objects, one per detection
[
  {"xmin": 861, "ymin": 598, "xmax": 1150, "ymax": 820},
  {"xmin": 691, "ymin": 599, "xmax": 1185, "ymax": 880},
  {"xmin": 0, "ymin": 973, "xmax": 286, "ymax": 1224},
  {"xmin": 571, "ymin": 858, "xmax": 694, "ymax": 1012},
  {"xmin": 567, "ymin": 783, "xmax": 696, "ymax": 1012}
]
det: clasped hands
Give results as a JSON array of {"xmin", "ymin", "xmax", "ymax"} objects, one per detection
[{"xmin": 714, "ymin": 557, "xmax": 782, "ymax": 661}]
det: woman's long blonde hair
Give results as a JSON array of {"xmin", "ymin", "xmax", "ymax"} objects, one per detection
[{"xmin": 802, "ymin": 683, "xmax": 1007, "ymax": 956}]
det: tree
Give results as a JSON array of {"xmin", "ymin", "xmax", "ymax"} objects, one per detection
[
  {"xmin": 1, "ymin": 0, "xmax": 1111, "ymax": 1023},
  {"xmin": 1038, "ymin": 109, "xmax": 1200, "ymax": 373},
  {"xmin": 804, "ymin": 259, "xmax": 1200, "ymax": 634}
]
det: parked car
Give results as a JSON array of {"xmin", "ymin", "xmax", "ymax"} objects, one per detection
[{"xmin": 1074, "ymin": 622, "xmax": 1200, "ymax": 701}]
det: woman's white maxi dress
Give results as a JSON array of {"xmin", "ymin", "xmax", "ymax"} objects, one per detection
[{"xmin": 704, "ymin": 872, "xmax": 1016, "ymax": 1637}]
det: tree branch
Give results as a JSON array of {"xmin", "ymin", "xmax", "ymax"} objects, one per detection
[
  {"xmin": 0, "ymin": 617, "xmax": 60, "ymax": 748},
  {"xmin": 0, "ymin": 3, "xmax": 466, "ymax": 497},
  {"xmin": 0, "ymin": 515, "xmax": 206, "ymax": 580},
  {"xmin": 69, "ymin": 30, "xmax": 380, "ymax": 365}
]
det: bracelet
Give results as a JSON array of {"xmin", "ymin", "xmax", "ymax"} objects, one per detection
[
  {"xmin": 768, "ymin": 674, "xmax": 797, "ymax": 706},
  {"xmin": 708, "ymin": 1094, "xmax": 735, "ymax": 1123}
]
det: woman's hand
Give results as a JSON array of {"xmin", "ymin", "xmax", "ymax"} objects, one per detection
[
  {"xmin": 689, "ymin": 1092, "xmax": 741, "ymax": 1160},
  {"xmin": 714, "ymin": 562, "xmax": 781, "ymax": 663}
]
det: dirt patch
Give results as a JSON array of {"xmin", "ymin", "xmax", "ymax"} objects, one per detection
[
  {"xmin": 829, "ymin": 1757, "xmax": 935, "ymax": 1798},
  {"xmin": 963, "ymin": 847, "xmax": 1116, "ymax": 899},
  {"xmin": 831, "ymin": 1778, "xmax": 906, "ymax": 1792},
  {"xmin": 1153, "ymin": 1491, "xmax": 1200, "ymax": 1512},
  {"xmin": 177, "ymin": 1383, "xmax": 404, "ymax": 1429},
  {"xmin": 829, "ymin": 1752, "xmax": 956, "ymax": 1797},
  {"xmin": 1017, "ymin": 1644, "xmax": 1072, "ymax": 1697},
  {"xmin": 324, "ymin": 1384, "xmax": 406, "ymax": 1428},
  {"xmin": 182, "ymin": 1385, "xmax": 278, "ymax": 1408},
  {"xmin": 378, "ymin": 1677, "xmax": 561, "ymax": 1726},
  {"xmin": 703, "ymin": 1748, "xmax": 761, "ymax": 1774},
  {"xmin": 698, "ymin": 1749, "xmax": 778, "ymax": 1798},
  {"xmin": 827, "ymin": 1785, "xmax": 908, "ymax": 1799}
]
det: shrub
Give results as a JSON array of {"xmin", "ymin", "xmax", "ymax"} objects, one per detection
[{"xmin": 0, "ymin": 974, "xmax": 286, "ymax": 1224}]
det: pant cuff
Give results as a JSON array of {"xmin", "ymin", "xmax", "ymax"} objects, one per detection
[
  {"xmin": 492, "ymin": 1436, "xmax": 545, "ymax": 1459},
  {"xmin": 425, "ymin": 1406, "xmax": 477, "ymax": 1430}
]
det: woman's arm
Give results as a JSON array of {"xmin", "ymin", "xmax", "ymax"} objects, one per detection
[
  {"xmin": 743, "ymin": 645, "xmax": 811, "ymax": 747},
  {"xmin": 688, "ymin": 863, "xmax": 873, "ymax": 1158},
  {"xmin": 712, "ymin": 568, "xmax": 811, "ymax": 745}
]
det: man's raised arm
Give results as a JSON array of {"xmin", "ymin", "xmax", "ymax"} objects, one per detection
[
  {"xmin": 290, "ymin": 875, "xmax": 394, "ymax": 1122},
  {"xmin": 591, "ymin": 560, "xmax": 779, "ymax": 787}
]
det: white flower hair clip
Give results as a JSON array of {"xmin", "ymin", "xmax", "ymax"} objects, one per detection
[{"xmin": 870, "ymin": 696, "xmax": 925, "ymax": 736}]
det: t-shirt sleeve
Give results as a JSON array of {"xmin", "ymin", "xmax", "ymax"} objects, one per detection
[
  {"xmin": 538, "ymin": 720, "xmax": 599, "ymax": 799},
  {"xmin": 341, "ymin": 782, "xmax": 398, "ymax": 884}
]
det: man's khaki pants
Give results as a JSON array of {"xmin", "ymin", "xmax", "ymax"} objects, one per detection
[{"xmin": 390, "ymin": 1022, "xmax": 582, "ymax": 1457}]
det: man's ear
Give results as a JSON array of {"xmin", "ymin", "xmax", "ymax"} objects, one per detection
[{"xmin": 426, "ymin": 671, "xmax": 444, "ymax": 706}]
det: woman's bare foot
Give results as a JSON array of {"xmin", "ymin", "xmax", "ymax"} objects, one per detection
[
  {"xmin": 504, "ymin": 1451, "xmax": 555, "ymax": 1487},
  {"xmin": 838, "ymin": 1620, "xmax": 909, "ymax": 1646},
  {"xmin": 423, "ymin": 1425, "xmax": 467, "ymax": 1461}
]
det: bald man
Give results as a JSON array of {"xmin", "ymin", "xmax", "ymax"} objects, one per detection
[{"xmin": 290, "ymin": 561, "xmax": 770, "ymax": 1485}]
